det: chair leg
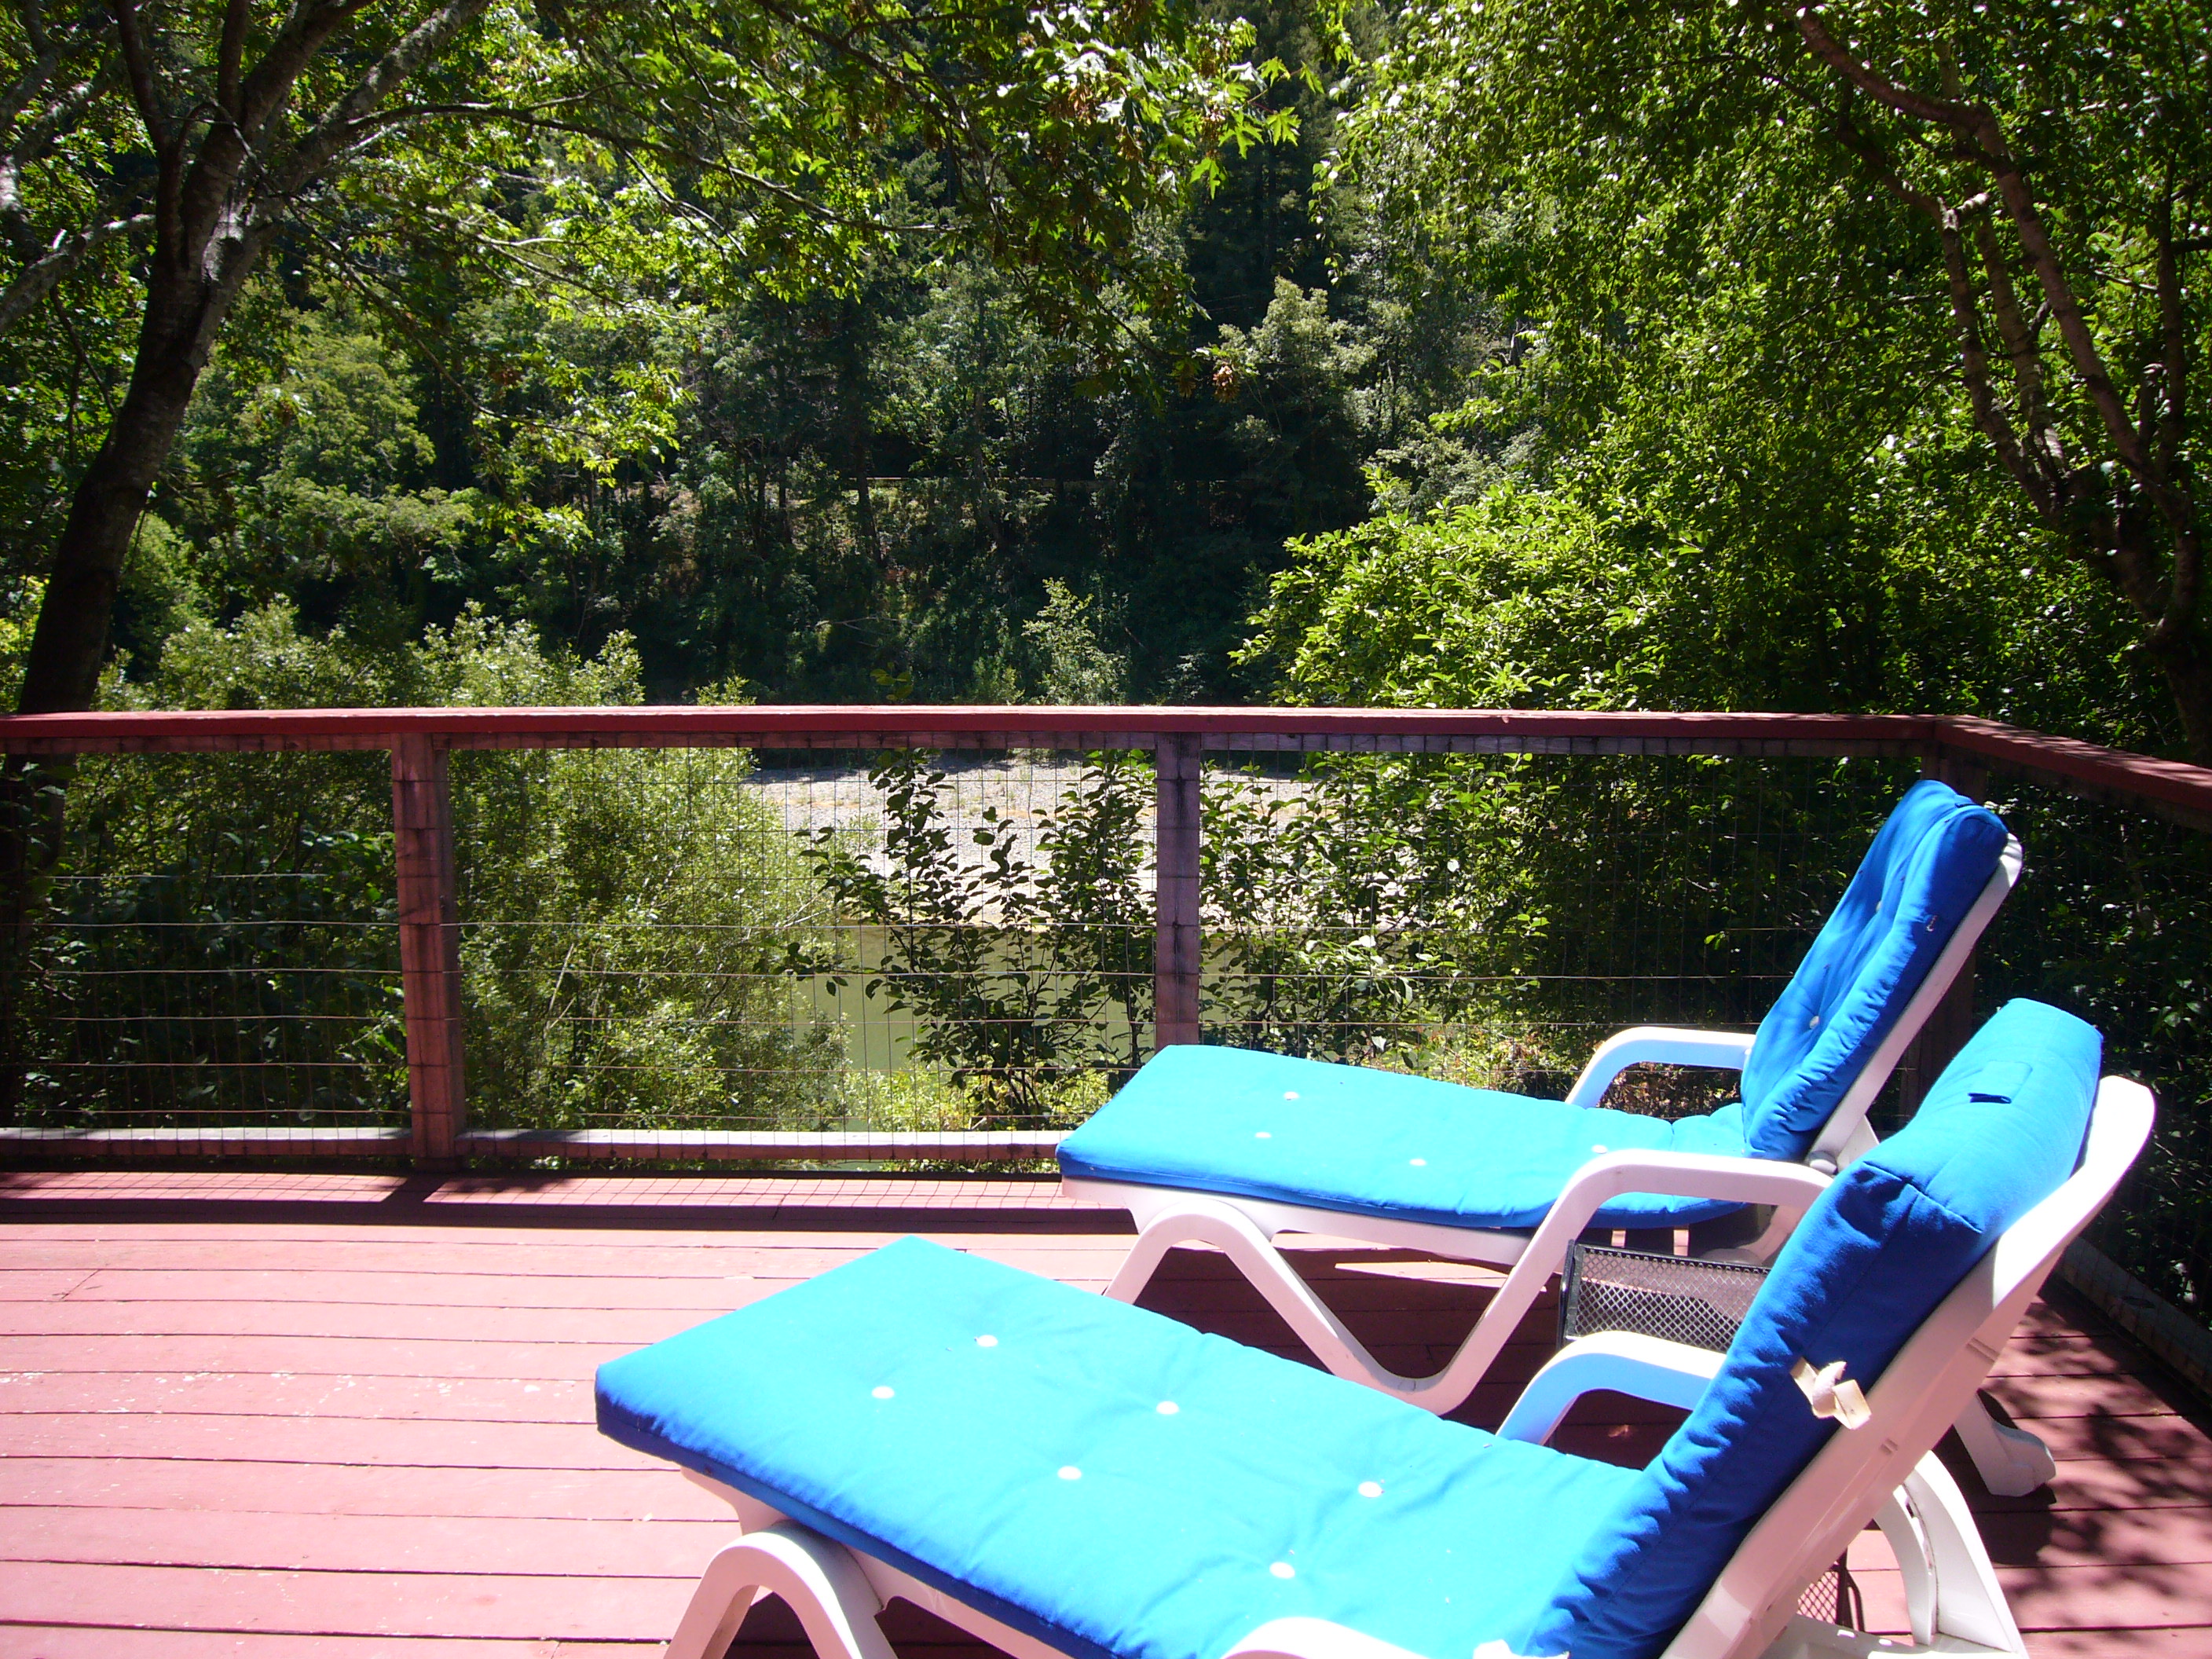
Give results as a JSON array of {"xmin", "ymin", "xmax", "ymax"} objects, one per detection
[
  {"xmin": 1950, "ymin": 1390, "xmax": 2056, "ymax": 1496},
  {"xmin": 1897, "ymin": 1454, "xmax": 2029, "ymax": 1654},
  {"xmin": 665, "ymin": 1522, "xmax": 901, "ymax": 1659},
  {"xmin": 1870, "ymin": 1489, "xmax": 1938, "ymax": 1646},
  {"xmin": 1104, "ymin": 1198, "xmax": 1551, "ymax": 1415},
  {"xmin": 1105, "ymin": 1197, "xmax": 1409, "ymax": 1392}
]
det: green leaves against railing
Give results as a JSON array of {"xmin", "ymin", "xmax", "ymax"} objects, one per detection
[{"xmin": 803, "ymin": 749, "xmax": 1152, "ymax": 1124}]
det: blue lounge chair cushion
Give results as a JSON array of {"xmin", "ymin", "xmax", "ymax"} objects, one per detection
[
  {"xmin": 598, "ymin": 1235, "xmax": 1642, "ymax": 1659},
  {"xmin": 1057, "ymin": 1046, "xmax": 1752, "ymax": 1229},
  {"xmin": 1056, "ymin": 780, "xmax": 2009, "ymax": 1227},
  {"xmin": 1736, "ymin": 779, "xmax": 2011, "ymax": 1157},
  {"xmin": 1529, "ymin": 998, "xmax": 2101, "ymax": 1659}
]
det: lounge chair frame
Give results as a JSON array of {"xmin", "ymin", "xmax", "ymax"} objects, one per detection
[
  {"xmin": 1064, "ymin": 844, "xmax": 2053, "ymax": 1494},
  {"xmin": 657, "ymin": 1075, "xmax": 2152, "ymax": 1659}
]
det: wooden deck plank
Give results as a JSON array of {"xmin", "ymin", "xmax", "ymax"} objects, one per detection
[
  {"xmin": 4, "ymin": 1167, "xmax": 2208, "ymax": 1659},
  {"xmin": 1984, "ymin": 1368, "xmax": 2185, "ymax": 1420},
  {"xmin": 0, "ymin": 1300, "xmax": 757, "ymax": 1342},
  {"xmin": 2011, "ymin": 1411, "xmax": 2212, "ymax": 1464},
  {"xmin": 0, "ymin": 1458, "xmax": 732, "ymax": 1522},
  {"xmin": 0, "ymin": 1269, "xmax": 101, "ymax": 1300},
  {"xmin": 1, "ymin": 1628, "xmax": 585, "ymax": 1657},
  {"xmin": 0, "ymin": 1170, "xmax": 1090, "ymax": 1211},
  {"xmin": 0, "ymin": 1506, "xmax": 727, "ymax": 1577},
  {"xmin": 2019, "ymin": 1632, "xmax": 2212, "ymax": 1655},
  {"xmin": 1971, "ymin": 1505, "xmax": 2212, "ymax": 1568},
  {"xmin": 0, "ymin": 1561, "xmax": 694, "ymax": 1643},
  {"xmin": 0, "ymin": 1370, "xmax": 599, "ymax": 1423},
  {"xmin": 0, "ymin": 1412, "xmax": 668, "ymax": 1468},
  {"xmin": 1963, "ymin": 1454, "xmax": 2212, "ymax": 1514},
  {"xmin": 0, "ymin": 1236, "xmax": 1133, "ymax": 1276},
  {"xmin": 1985, "ymin": 1336, "xmax": 2154, "ymax": 1379}
]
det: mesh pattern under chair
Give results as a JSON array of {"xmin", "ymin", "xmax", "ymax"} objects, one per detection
[
  {"xmin": 1558, "ymin": 1243, "xmax": 1769, "ymax": 1351},
  {"xmin": 1794, "ymin": 1558, "xmax": 1869, "ymax": 1630},
  {"xmin": 1559, "ymin": 1242, "xmax": 1866, "ymax": 1637}
]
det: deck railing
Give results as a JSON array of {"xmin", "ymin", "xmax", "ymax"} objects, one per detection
[
  {"xmin": 0, "ymin": 716, "xmax": 2203, "ymax": 1167},
  {"xmin": 2, "ymin": 705, "xmax": 2208, "ymax": 1167}
]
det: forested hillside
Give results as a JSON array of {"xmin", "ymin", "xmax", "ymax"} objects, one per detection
[
  {"xmin": 1, "ymin": 0, "xmax": 1399, "ymax": 709},
  {"xmin": 5, "ymin": 0, "xmax": 2196, "ymax": 749}
]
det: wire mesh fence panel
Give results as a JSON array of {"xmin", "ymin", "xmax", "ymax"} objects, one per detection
[
  {"xmin": 1198, "ymin": 751, "xmax": 1921, "ymax": 1108},
  {"xmin": 445, "ymin": 745, "xmax": 1158, "ymax": 1148},
  {"xmin": 2, "ymin": 751, "xmax": 405, "ymax": 1142},
  {"xmin": 1974, "ymin": 781, "xmax": 2212, "ymax": 1330}
]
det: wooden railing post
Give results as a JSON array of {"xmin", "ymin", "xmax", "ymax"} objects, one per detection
[
  {"xmin": 392, "ymin": 735, "xmax": 465, "ymax": 1165},
  {"xmin": 1153, "ymin": 734, "xmax": 1203, "ymax": 1050}
]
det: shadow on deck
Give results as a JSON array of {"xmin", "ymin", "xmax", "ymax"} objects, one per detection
[{"xmin": 2, "ymin": 1169, "xmax": 2209, "ymax": 1657}]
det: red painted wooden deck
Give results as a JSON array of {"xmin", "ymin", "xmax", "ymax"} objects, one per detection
[{"xmin": 3, "ymin": 1168, "xmax": 2209, "ymax": 1657}]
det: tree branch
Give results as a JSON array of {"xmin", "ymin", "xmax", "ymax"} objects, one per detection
[
  {"xmin": 1793, "ymin": 8, "xmax": 1979, "ymax": 139},
  {"xmin": 0, "ymin": 35, "xmax": 65, "ymax": 136},
  {"xmin": 0, "ymin": 211, "xmax": 152, "ymax": 334},
  {"xmin": 1797, "ymin": 0, "xmax": 2200, "ymax": 639},
  {"xmin": 173, "ymin": 0, "xmax": 379, "ymax": 260},
  {"xmin": 109, "ymin": 0, "xmax": 167, "ymax": 152},
  {"xmin": 324, "ymin": 101, "xmax": 944, "ymax": 235},
  {"xmin": 232, "ymin": 0, "xmax": 376, "ymax": 141},
  {"xmin": 2155, "ymin": 185, "xmax": 2188, "ymax": 488},
  {"xmin": 1826, "ymin": 97, "xmax": 1939, "ymax": 217},
  {"xmin": 1970, "ymin": 215, "xmax": 2062, "ymax": 485},
  {"xmin": 217, "ymin": 0, "xmax": 249, "ymax": 114},
  {"xmin": 9, "ymin": 69, "xmax": 106, "ymax": 173},
  {"xmin": 1993, "ymin": 159, "xmax": 2139, "ymax": 442},
  {"xmin": 1934, "ymin": 213, "xmax": 2054, "ymax": 520},
  {"xmin": 16, "ymin": 0, "xmax": 50, "ymax": 56},
  {"xmin": 1822, "ymin": 101, "xmax": 2054, "ymax": 506},
  {"xmin": 257, "ymin": 0, "xmax": 497, "ymax": 207},
  {"xmin": 0, "ymin": 167, "xmax": 34, "ymax": 262}
]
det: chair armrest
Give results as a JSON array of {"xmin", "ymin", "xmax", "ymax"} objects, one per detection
[
  {"xmin": 1564, "ymin": 1026, "xmax": 1757, "ymax": 1109},
  {"xmin": 1544, "ymin": 1149, "xmax": 1830, "ymax": 1237},
  {"xmin": 1412, "ymin": 1151, "xmax": 1828, "ymax": 1413},
  {"xmin": 1500, "ymin": 1150, "xmax": 1830, "ymax": 1302},
  {"xmin": 1495, "ymin": 1331, "xmax": 1725, "ymax": 1445}
]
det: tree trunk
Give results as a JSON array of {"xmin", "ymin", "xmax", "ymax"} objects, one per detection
[
  {"xmin": 17, "ymin": 284, "xmax": 227, "ymax": 713},
  {"xmin": 2, "ymin": 269, "xmax": 242, "ymax": 1119}
]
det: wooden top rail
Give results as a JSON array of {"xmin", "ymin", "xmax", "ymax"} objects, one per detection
[
  {"xmin": 3, "ymin": 705, "xmax": 2209, "ymax": 826},
  {"xmin": 0, "ymin": 704, "xmax": 1929, "ymax": 749}
]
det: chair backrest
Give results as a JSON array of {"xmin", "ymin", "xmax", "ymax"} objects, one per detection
[
  {"xmin": 1738, "ymin": 779, "xmax": 2012, "ymax": 1161},
  {"xmin": 1688, "ymin": 1070, "xmax": 2152, "ymax": 1659},
  {"xmin": 1522, "ymin": 999, "xmax": 2104, "ymax": 1659}
]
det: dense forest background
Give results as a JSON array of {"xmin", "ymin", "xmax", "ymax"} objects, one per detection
[{"xmin": 2, "ymin": 0, "xmax": 2193, "ymax": 749}]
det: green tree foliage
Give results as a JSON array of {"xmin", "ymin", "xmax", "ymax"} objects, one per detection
[
  {"xmin": 166, "ymin": 298, "xmax": 478, "ymax": 633},
  {"xmin": 106, "ymin": 231, "xmax": 1433, "ymax": 705},
  {"xmin": 1244, "ymin": 483, "xmax": 2139, "ymax": 731},
  {"xmin": 803, "ymin": 749, "xmax": 1152, "ymax": 1122},
  {"xmin": 1335, "ymin": 0, "xmax": 2210, "ymax": 755},
  {"xmin": 1024, "ymin": 580, "xmax": 1129, "ymax": 705},
  {"xmin": 12, "ymin": 604, "xmax": 844, "ymax": 1133},
  {"xmin": 2, "ymin": 0, "xmax": 1290, "ymax": 724}
]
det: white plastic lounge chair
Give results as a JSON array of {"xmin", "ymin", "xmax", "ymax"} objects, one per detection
[
  {"xmin": 598, "ymin": 998, "xmax": 2149, "ymax": 1659},
  {"xmin": 1055, "ymin": 779, "xmax": 2037, "ymax": 1488}
]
